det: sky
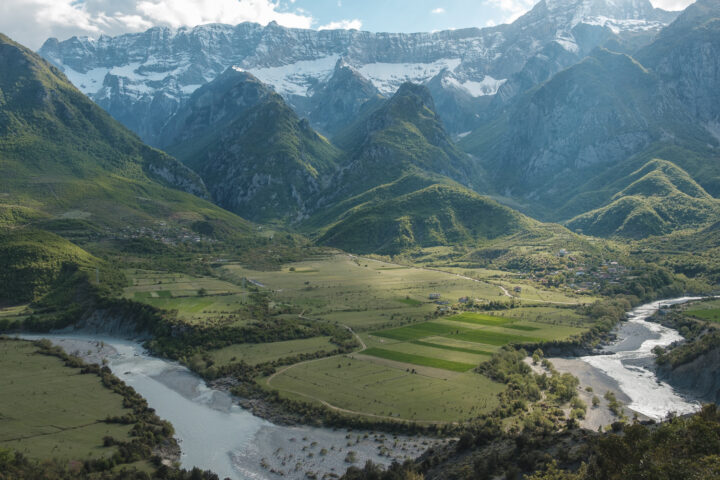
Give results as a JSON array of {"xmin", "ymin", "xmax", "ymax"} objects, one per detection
[{"xmin": 0, "ymin": 0, "xmax": 696, "ymax": 50}]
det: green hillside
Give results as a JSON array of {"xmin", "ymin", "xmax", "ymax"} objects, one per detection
[
  {"xmin": 0, "ymin": 34, "xmax": 250, "ymax": 238},
  {"xmin": 317, "ymin": 183, "xmax": 537, "ymax": 255},
  {"xmin": 332, "ymin": 82, "xmax": 486, "ymax": 199},
  {"xmin": 164, "ymin": 69, "xmax": 342, "ymax": 223},
  {"xmin": 566, "ymin": 160, "xmax": 720, "ymax": 237},
  {"xmin": 0, "ymin": 229, "xmax": 99, "ymax": 303}
]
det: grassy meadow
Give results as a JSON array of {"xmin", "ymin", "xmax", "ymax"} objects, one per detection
[
  {"xmin": 267, "ymin": 355, "xmax": 503, "ymax": 423},
  {"xmin": 0, "ymin": 340, "xmax": 133, "ymax": 461},
  {"xmin": 123, "ymin": 270, "xmax": 251, "ymax": 326},
  {"xmin": 684, "ymin": 298, "xmax": 720, "ymax": 323},
  {"xmin": 218, "ymin": 254, "xmax": 503, "ymax": 330},
  {"xmin": 208, "ymin": 336, "xmax": 336, "ymax": 366}
]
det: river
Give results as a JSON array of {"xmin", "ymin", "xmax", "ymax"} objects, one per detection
[
  {"xmin": 18, "ymin": 334, "xmax": 434, "ymax": 480},
  {"xmin": 576, "ymin": 297, "xmax": 702, "ymax": 421},
  {"xmin": 20, "ymin": 297, "xmax": 704, "ymax": 476}
]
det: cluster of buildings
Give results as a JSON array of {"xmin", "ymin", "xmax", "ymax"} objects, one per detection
[
  {"xmin": 111, "ymin": 222, "xmax": 212, "ymax": 245},
  {"xmin": 528, "ymin": 256, "xmax": 629, "ymax": 293}
]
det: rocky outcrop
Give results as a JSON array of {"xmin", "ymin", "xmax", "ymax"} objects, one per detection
[
  {"xmin": 58, "ymin": 308, "xmax": 151, "ymax": 339},
  {"xmin": 307, "ymin": 58, "xmax": 383, "ymax": 137},
  {"xmin": 657, "ymin": 346, "xmax": 720, "ymax": 403},
  {"xmin": 144, "ymin": 150, "xmax": 210, "ymax": 199}
]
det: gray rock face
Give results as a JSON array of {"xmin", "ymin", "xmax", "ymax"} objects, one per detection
[
  {"xmin": 307, "ymin": 59, "xmax": 383, "ymax": 137},
  {"xmin": 658, "ymin": 347, "xmax": 720, "ymax": 403},
  {"xmin": 37, "ymin": 0, "xmax": 676, "ymax": 142},
  {"xmin": 638, "ymin": 0, "xmax": 720, "ymax": 127},
  {"xmin": 160, "ymin": 68, "xmax": 341, "ymax": 223}
]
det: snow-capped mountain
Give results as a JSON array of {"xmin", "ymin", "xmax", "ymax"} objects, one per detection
[{"xmin": 38, "ymin": 0, "xmax": 677, "ymax": 144}]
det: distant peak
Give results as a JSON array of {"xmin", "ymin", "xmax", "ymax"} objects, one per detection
[
  {"xmin": 394, "ymin": 82, "xmax": 434, "ymax": 102},
  {"xmin": 334, "ymin": 57, "xmax": 350, "ymax": 70},
  {"xmin": 384, "ymin": 83, "xmax": 438, "ymax": 118}
]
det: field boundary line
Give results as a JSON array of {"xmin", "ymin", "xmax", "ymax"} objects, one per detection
[{"xmin": 265, "ymin": 312, "xmax": 456, "ymax": 424}]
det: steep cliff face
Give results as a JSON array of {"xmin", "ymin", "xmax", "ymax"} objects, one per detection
[
  {"xmin": 0, "ymin": 33, "xmax": 228, "ymax": 233},
  {"xmin": 161, "ymin": 68, "xmax": 341, "ymax": 223},
  {"xmin": 658, "ymin": 347, "xmax": 720, "ymax": 403},
  {"xmin": 638, "ymin": 0, "xmax": 720, "ymax": 129},
  {"xmin": 37, "ymin": 0, "xmax": 676, "ymax": 141},
  {"xmin": 307, "ymin": 59, "xmax": 383, "ymax": 137},
  {"xmin": 462, "ymin": 49, "xmax": 682, "ymax": 204}
]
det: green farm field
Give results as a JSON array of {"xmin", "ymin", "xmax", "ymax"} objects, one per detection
[
  {"xmin": 685, "ymin": 299, "xmax": 720, "ymax": 323},
  {"xmin": 267, "ymin": 355, "xmax": 503, "ymax": 423},
  {"xmin": 0, "ymin": 340, "xmax": 133, "ymax": 461},
  {"xmin": 267, "ymin": 309, "xmax": 589, "ymax": 422},
  {"xmin": 121, "ymin": 256, "xmax": 595, "ymax": 424},
  {"xmin": 208, "ymin": 336, "xmax": 337, "ymax": 366}
]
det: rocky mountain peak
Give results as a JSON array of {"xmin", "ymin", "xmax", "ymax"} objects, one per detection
[{"xmin": 391, "ymin": 82, "xmax": 437, "ymax": 114}]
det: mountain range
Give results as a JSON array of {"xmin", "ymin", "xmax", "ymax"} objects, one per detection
[
  {"xmin": 37, "ymin": 0, "xmax": 677, "ymax": 144},
  {"xmin": 1, "ymin": 0, "xmax": 716, "ymax": 257}
]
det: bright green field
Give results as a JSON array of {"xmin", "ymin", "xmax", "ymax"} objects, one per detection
[
  {"xmin": 0, "ymin": 340, "xmax": 132, "ymax": 461},
  {"xmin": 447, "ymin": 312, "xmax": 512, "ymax": 326},
  {"xmin": 687, "ymin": 309, "xmax": 720, "ymax": 322},
  {"xmin": 364, "ymin": 315, "xmax": 583, "ymax": 373},
  {"xmin": 410, "ymin": 339, "xmax": 494, "ymax": 356},
  {"xmin": 373, "ymin": 322, "xmax": 468, "ymax": 341},
  {"xmin": 208, "ymin": 337, "xmax": 336, "ymax": 366},
  {"xmin": 268, "ymin": 356, "xmax": 503, "ymax": 422},
  {"xmin": 685, "ymin": 299, "xmax": 720, "ymax": 323},
  {"xmin": 452, "ymin": 329, "xmax": 541, "ymax": 345}
]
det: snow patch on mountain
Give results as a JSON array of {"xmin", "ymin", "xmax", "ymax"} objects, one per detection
[
  {"xmin": 247, "ymin": 56, "xmax": 339, "ymax": 96},
  {"xmin": 582, "ymin": 16, "xmax": 667, "ymax": 33},
  {"xmin": 442, "ymin": 75, "xmax": 508, "ymax": 97},
  {"xmin": 356, "ymin": 58, "xmax": 462, "ymax": 95}
]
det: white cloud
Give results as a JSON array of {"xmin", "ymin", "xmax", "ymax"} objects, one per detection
[
  {"xmin": 318, "ymin": 18, "xmax": 362, "ymax": 30},
  {"xmin": 135, "ymin": 0, "xmax": 312, "ymax": 29},
  {"xmin": 649, "ymin": 0, "xmax": 694, "ymax": 10},
  {"xmin": 0, "ymin": 0, "xmax": 314, "ymax": 49},
  {"xmin": 431, "ymin": 7, "xmax": 446, "ymax": 14},
  {"xmin": 484, "ymin": 0, "xmax": 536, "ymax": 24}
]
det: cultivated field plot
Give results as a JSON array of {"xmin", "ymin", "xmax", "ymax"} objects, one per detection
[
  {"xmin": 268, "ymin": 356, "xmax": 503, "ymax": 423},
  {"xmin": 362, "ymin": 312, "xmax": 586, "ymax": 373},
  {"xmin": 219, "ymin": 254, "xmax": 503, "ymax": 330},
  {"xmin": 208, "ymin": 336, "xmax": 336, "ymax": 366},
  {"xmin": 268, "ymin": 308, "xmax": 588, "ymax": 423},
  {"xmin": 0, "ymin": 340, "xmax": 133, "ymax": 461},
  {"xmin": 123, "ymin": 270, "xmax": 250, "ymax": 325},
  {"xmin": 500, "ymin": 306, "xmax": 587, "ymax": 326},
  {"xmin": 495, "ymin": 278, "xmax": 596, "ymax": 304},
  {"xmin": 685, "ymin": 298, "xmax": 720, "ymax": 323}
]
